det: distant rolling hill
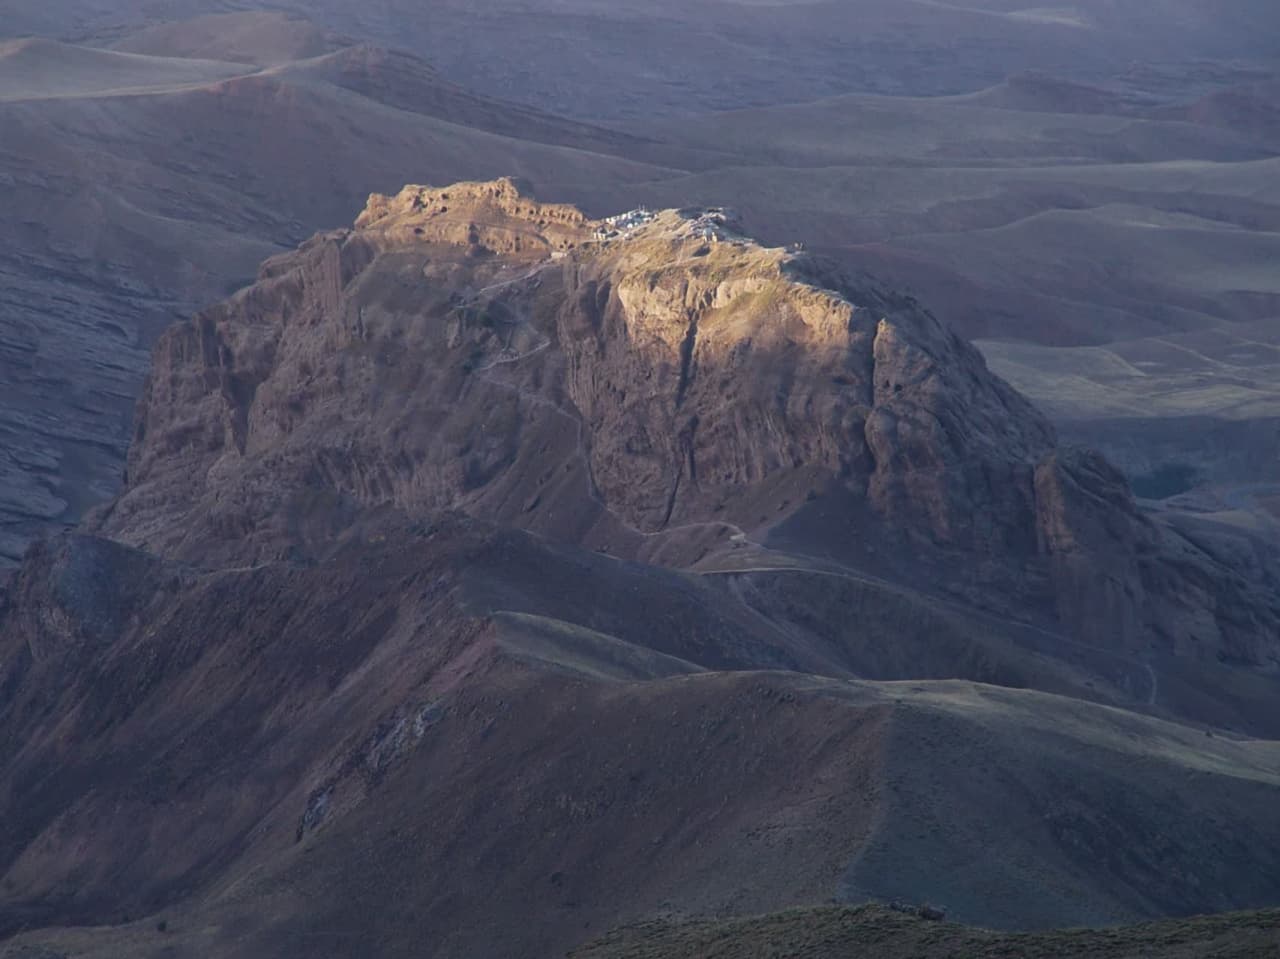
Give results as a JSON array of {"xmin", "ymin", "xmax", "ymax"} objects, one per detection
[
  {"xmin": 0, "ymin": 38, "xmax": 247, "ymax": 100},
  {"xmin": 109, "ymin": 10, "xmax": 339, "ymax": 65},
  {"xmin": 5, "ymin": 1, "xmax": 1278, "ymax": 118}
]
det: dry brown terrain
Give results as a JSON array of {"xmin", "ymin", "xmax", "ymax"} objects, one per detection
[
  {"xmin": 1, "ymin": 185, "xmax": 1277, "ymax": 959},
  {"xmin": 1, "ymin": 521, "xmax": 1278, "ymax": 957},
  {"xmin": 0, "ymin": 7, "xmax": 1278, "ymax": 958},
  {"xmin": 91, "ymin": 181, "xmax": 1280, "ymax": 683}
]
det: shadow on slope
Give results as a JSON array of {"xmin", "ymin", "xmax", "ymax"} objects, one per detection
[{"xmin": 2, "ymin": 520, "xmax": 1279, "ymax": 957}]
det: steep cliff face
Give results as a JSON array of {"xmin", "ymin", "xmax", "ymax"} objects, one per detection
[
  {"xmin": 104, "ymin": 178, "xmax": 1056, "ymax": 553},
  {"xmin": 1034, "ymin": 448, "xmax": 1280, "ymax": 667},
  {"xmin": 93, "ymin": 179, "xmax": 1278, "ymax": 667}
]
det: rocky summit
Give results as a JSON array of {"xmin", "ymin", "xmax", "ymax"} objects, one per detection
[
  {"xmin": 2, "ymin": 180, "xmax": 1280, "ymax": 958},
  {"xmin": 95, "ymin": 178, "xmax": 1279, "ymax": 671}
]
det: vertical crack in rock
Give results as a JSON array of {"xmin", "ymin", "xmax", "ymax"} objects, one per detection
[
  {"xmin": 662, "ymin": 472, "xmax": 682, "ymax": 528},
  {"xmin": 674, "ymin": 310, "xmax": 699, "ymax": 409},
  {"xmin": 663, "ymin": 415, "xmax": 700, "ymax": 528},
  {"xmin": 684, "ymin": 415, "xmax": 700, "ymax": 487}
]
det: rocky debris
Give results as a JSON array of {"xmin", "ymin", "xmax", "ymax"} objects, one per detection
[
  {"xmin": 568, "ymin": 904, "xmax": 1280, "ymax": 959},
  {"xmin": 3, "ymin": 533, "xmax": 182, "ymax": 666}
]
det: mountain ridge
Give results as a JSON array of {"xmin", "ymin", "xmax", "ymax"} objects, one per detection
[
  {"xmin": 91, "ymin": 180, "xmax": 1280, "ymax": 679},
  {"xmin": 2, "ymin": 178, "xmax": 1279, "ymax": 958}
]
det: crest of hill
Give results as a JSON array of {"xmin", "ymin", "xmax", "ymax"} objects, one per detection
[
  {"xmin": 959, "ymin": 72, "xmax": 1142, "ymax": 115},
  {"xmin": 353, "ymin": 178, "xmax": 596, "ymax": 250},
  {"xmin": 272, "ymin": 45, "xmax": 669, "ymax": 159},
  {"xmin": 110, "ymin": 11, "xmax": 338, "ymax": 65},
  {"xmin": 0, "ymin": 37, "xmax": 248, "ymax": 100}
]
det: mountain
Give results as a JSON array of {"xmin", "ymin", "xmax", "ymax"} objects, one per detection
[
  {"xmin": 94, "ymin": 180, "xmax": 1280, "ymax": 681},
  {"xmin": 3, "ymin": 8, "xmax": 1278, "ymax": 577},
  {"xmin": 2, "ymin": 180, "xmax": 1278, "ymax": 958},
  {"xmin": 0, "ymin": 33, "xmax": 675, "ymax": 568},
  {"xmin": 1, "ymin": 5, "xmax": 1278, "ymax": 957}
]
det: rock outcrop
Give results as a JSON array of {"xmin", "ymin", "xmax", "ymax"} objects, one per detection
[
  {"xmin": 91, "ymin": 179, "xmax": 1278, "ymax": 669},
  {"xmin": 105, "ymin": 178, "xmax": 1058, "ymax": 557}
]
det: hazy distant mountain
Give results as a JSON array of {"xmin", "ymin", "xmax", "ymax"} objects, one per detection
[{"xmin": 6, "ymin": 2, "xmax": 1279, "ymax": 118}]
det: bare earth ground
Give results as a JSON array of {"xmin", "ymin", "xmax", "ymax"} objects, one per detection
[{"xmin": 1, "ymin": 523, "xmax": 1278, "ymax": 958}]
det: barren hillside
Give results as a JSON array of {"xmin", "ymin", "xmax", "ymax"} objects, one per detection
[
  {"xmin": 1, "ymin": 7, "xmax": 1278, "ymax": 958},
  {"xmin": 2, "ymin": 182, "xmax": 1277, "ymax": 958}
]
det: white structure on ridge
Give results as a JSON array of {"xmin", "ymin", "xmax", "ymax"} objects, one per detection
[{"xmin": 593, "ymin": 206, "xmax": 656, "ymax": 241}]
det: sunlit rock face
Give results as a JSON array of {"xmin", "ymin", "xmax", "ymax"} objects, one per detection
[{"xmin": 90, "ymin": 179, "xmax": 1279, "ymax": 667}]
